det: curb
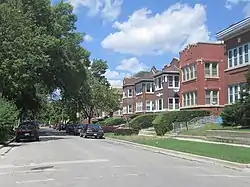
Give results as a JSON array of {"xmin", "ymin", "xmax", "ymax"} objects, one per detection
[{"xmin": 106, "ymin": 137, "xmax": 250, "ymax": 171}]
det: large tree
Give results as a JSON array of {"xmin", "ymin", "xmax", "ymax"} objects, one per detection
[{"xmin": 0, "ymin": 0, "xmax": 90, "ymax": 119}]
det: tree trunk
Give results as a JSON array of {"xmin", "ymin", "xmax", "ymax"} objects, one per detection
[
  {"xmin": 185, "ymin": 121, "xmax": 189, "ymax": 131},
  {"xmin": 88, "ymin": 117, "xmax": 91, "ymax": 124}
]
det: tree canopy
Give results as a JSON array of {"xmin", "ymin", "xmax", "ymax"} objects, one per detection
[{"xmin": 0, "ymin": 0, "xmax": 120, "ymax": 124}]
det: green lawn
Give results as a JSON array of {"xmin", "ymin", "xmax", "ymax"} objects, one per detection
[
  {"xmin": 180, "ymin": 123, "xmax": 250, "ymax": 136},
  {"xmin": 107, "ymin": 134, "xmax": 250, "ymax": 164}
]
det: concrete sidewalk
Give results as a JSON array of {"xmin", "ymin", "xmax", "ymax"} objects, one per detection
[{"xmin": 173, "ymin": 137, "xmax": 250, "ymax": 148}]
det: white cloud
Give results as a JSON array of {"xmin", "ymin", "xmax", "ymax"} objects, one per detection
[
  {"xmin": 101, "ymin": 3, "xmax": 210, "ymax": 55},
  {"xmin": 68, "ymin": 0, "xmax": 123, "ymax": 21},
  {"xmin": 108, "ymin": 80, "xmax": 123, "ymax": 87},
  {"xmin": 104, "ymin": 57, "xmax": 147, "ymax": 87},
  {"xmin": 105, "ymin": 69, "xmax": 131, "ymax": 79},
  {"xmin": 84, "ymin": 34, "xmax": 93, "ymax": 42},
  {"xmin": 105, "ymin": 69, "xmax": 130, "ymax": 87},
  {"xmin": 116, "ymin": 57, "xmax": 148, "ymax": 73},
  {"xmin": 225, "ymin": 0, "xmax": 250, "ymax": 16}
]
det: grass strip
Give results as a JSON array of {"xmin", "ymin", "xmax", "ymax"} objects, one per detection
[{"xmin": 106, "ymin": 134, "xmax": 250, "ymax": 164}]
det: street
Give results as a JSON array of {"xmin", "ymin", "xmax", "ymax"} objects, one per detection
[{"xmin": 0, "ymin": 128, "xmax": 250, "ymax": 187}]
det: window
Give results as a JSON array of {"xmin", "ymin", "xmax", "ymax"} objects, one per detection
[
  {"xmin": 182, "ymin": 92, "xmax": 197, "ymax": 107},
  {"xmin": 123, "ymin": 107, "xmax": 127, "ymax": 114},
  {"xmin": 182, "ymin": 68, "xmax": 186, "ymax": 81},
  {"xmin": 233, "ymin": 48, "xmax": 237, "ymax": 66},
  {"xmin": 145, "ymin": 82, "xmax": 154, "ymax": 93},
  {"xmin": 168, "ymin": 76, "xmax": 173, "ymax": 87},
  {"xmin": 228, "ymin": 84, "xmax": 244, "ymax": 104},
  {"xmin": 155, "ymin": 76, "xmax": 163, "ymax": 90},
  {"xmin": 228, "ymin": 50, "xmax": 232, "ymax": 68},
  {"xmin": 239, "ymin": 46, "xmax": 243, "ymax": 64},
  {"xmin": 159, "ymin": 99, "xmax": 163, "ymax": 110},
  {"xmin": 158, "ymin": 77, "xmax": 162, "ymax": 89},
  {"xmin": 204, "ymin": 63, "xmax": 218, "ymax": 77},
  {"xmin": 155, "ymin": 99, "xmax": 163, "ymax": 111},
  {"xmin": 205, "ymin": 90, "xmax": 219, "ymax": 105},
  {"xmin": 167, "ymin": 75, "xmax": 179, "ymax": 88},
  {"xmin": 136, "ymin": 102, "xmax": 143, "ymax": 112},
  {"xmin": 245, "ymin": 44, "xmax": 249, "ymax": 63},
  {"xmin": 227, "ymin": 43, "xmax": 249, "ymax": 69},
  {"xmin": 122, "ymin": 91, "xmax": 127, "ymax": 98},
  {"xmin": 128, "ymin": 89, "xmax": 133, "ymax": 97},
  {"xmin": 182, "ymin": 64, "xmax": 197, "ymax": 81},
  {"xmin": 135, "ymin": 84, "xmax": 142, "ymax": 95},
  {"xmin": 174, "ymin": 76, "xmax": 179, "ymax": 87},
  {"xmin": 146, "ymin": 100, "xmax": 152, "ymax": 111},
  {"xmin": 146, "ymin": 83, "xmax": 151, "ymax": 92},
  {"xmin": 128, "ymin": 105, "xmax": 133, "ymax": 113},
  {"xmin": 168, "ymin": 98, "xmax": 179, "ymax": 110}
]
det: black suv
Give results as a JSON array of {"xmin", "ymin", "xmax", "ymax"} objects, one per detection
[{"xmin": 80, "ymin": 124, "xmax": 104, "ymax": 139}]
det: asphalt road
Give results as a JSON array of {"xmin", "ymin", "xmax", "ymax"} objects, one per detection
[{"xmin": 0, "ymin": 127, "xmax": 250, "ymax": 187}]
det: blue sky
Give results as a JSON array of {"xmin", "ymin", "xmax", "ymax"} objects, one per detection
[{"xmin": 54, "ymin": 0, "xmax": 250, "ymax": 87}]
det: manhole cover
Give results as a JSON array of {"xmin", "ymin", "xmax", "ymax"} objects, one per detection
[{"xmin": 31, "ymin": 166, "xmax": 54, "ymax": 171}]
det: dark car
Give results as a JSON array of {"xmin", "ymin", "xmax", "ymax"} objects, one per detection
[
  {"xmin": 80, "ymin": 124, "xmax": 104, "ymax": 139},
  {"xmin": 65, "ymin": 124, "xmax": 76, "ymax": 134},
  {"xmin": 58, "ymin": 124, "xmax": 66, "ymax": 131},
  {"xmin": 73, "ymin": 124, "xmax": 86, "ymax": 135},
  {"xmin": 15, "ymin": 122, "xmax": 40, "ymax": 142}
]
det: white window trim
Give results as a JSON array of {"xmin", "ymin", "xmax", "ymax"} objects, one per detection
[
  {"xmin": 155, "ymin": 76, "xmax": 163, "ymax": 91},
  {"xmin": 123, "ymin": 106, "xmax": 127, "ymax": 114},
  {"xmin": 204, "ymin": 63, "xmax": 219, "ymax": 78},
  {"xmin": 182, "ymin": 64, "xmax": 197, "ymax": 82},
  {"xmin": 127, "ymin": 89, "xmax": 133, "ymax": 98},
  {"xmin": 227, "ymin": 43, "xmax": 250, "ymax": 70},
  {"xmin": 168, "ymin": 98, "xmax": 180, "ymax": 110},
  {"xmin": 182, "ymin": 92, "xmax": 197, "ymax": 107},
  {"xmin": 205, "ymin": 90, "xmax": 219, "ymax": 105},
  {"xmin": 122, "ymin": 91, "xmax": 127, "ymax": 98},
  {"xmin": 145, "ymin": 82, "xmax": 154, "ymax": 93},
  {"xmin": 146, "ymin": 100, "xmax": 153, "ymax": 112},
  {"xmin": 167, "ymin": 75, "xmax": 180, "ymax": 88},
  {"xmin": 135, "ymin": 102, "xmax": 143, "ymax": 112},
  {"xmin": 155, "ymin": 99, "xmax": 164, "ymax": 111},
  {"xmin": 228, "ymin": 84, "xmax": 242, "ymax": 104},
  {"xmin": 127, "ymin": 105, "xmax": 133, "ymax": 114}
]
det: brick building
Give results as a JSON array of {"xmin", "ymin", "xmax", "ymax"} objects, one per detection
[
  {"xmin": 134, "ymin": 72, "xmax": 155, "ymax": 113},
  {"xmin": 153, "ymin": 58, "xmax": 180, "ymax": 111},
  {"xmin": 216, "ymin": 17, "xmax": 250, "ymax": 105},
  {"xmin": 122, "ymin": 77, "xmax": 138, "ymax": 116},
  {"xmin": 179, "ymin": 42, "xmax": 225, "ymax": 114}
]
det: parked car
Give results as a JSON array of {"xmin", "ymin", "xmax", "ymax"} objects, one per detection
[
  {"xmin": 15, "ymin": 121, "xmax": 40, "ymax": 142},
  {"xmin": 73, "ymin": 124, "xmax": 87, "ymax": 135},
  {"xmin": 80, "ymin": 124, "xmax": 104, "ymax": 139},
  {"xmin": 58, "ymin": 124, "xmax": 66, "ymax": 131},
  {"xmin": 65, "ymin": 124, "xmax": 76, "ymax": 134}
]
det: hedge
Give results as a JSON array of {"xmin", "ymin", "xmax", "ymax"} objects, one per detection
[
  {"xmin": 0, "ymin": 98, "xmax": 19, "ymax": 143},
  {"xmin": 114, "ymin": 128, "xmax": 139, "ymax": 136},
  {"xmin": 100, "ymin": 117, "xmax": 126, "ymax": 126},
  {"xmin": 130, "ymin": 113, "xmax": 158, "ymax": 130},
  {"xmin": 101, "ymin": 126, "xmax": 118, "ymax": 133},
  {"xmin": 153, "ymin": 110, "xmax": 210, "ymax": 136}
]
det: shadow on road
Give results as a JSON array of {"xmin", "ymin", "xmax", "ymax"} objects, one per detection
[{"xmin": 39, "ymin": 136, "xmax": 71, "ymax": 142}]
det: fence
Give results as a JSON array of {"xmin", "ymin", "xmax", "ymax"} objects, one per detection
[{"xmin": 171, "ymin": 115, "xmax": 219, "ymax": 134}]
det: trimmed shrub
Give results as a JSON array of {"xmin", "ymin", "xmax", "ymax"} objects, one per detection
[
  {"xmin": 0, "ymin": 99, "xmax": 19, "ymax": 143},
  {"xmin": 101, "ymin": 126, "xmax": 118, "ymax": 133},
  {"xmin": 114, "ymin": 128, "xmax": 139, "ymax": 136},
  {"xmin": 130, "ymin": 114, "xmax": 158, "ymax": 130},
  {"xmin": 221, "ymin": 102, "xmax": 244, "ymax": 127},
  {"xmin": 153, "ymin": 110, "xmax": 210, "ymax": 136},
  {"xmin": 101, "ymin": 117, "xmax": 126, "ymax": 126}
]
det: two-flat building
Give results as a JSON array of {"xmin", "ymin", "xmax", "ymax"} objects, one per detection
[{"xmin": 216, "ymin": 17, "xmax": 250, "ymax": 105}]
